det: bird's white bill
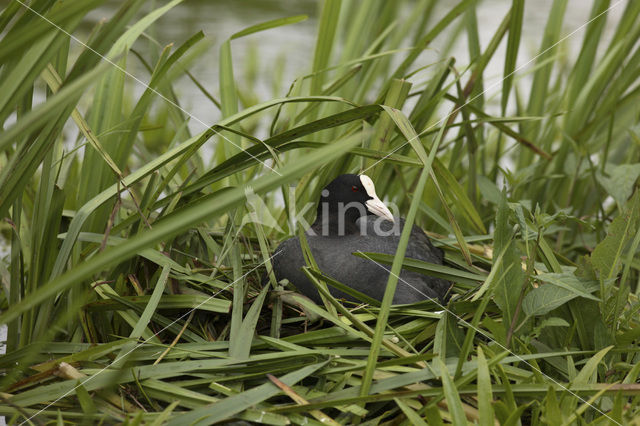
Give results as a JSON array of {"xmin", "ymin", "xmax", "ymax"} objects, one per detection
[
  {"xmin": 360, "ymin": 174, "xmax": 394, "ymax": 223},
  {"xmin": 359, "ymin": 174, "xmax": 378, "ymax": 198},
  {"xmin": 365, "ymin": 197, "xmax": 394, "ymax": 223}
]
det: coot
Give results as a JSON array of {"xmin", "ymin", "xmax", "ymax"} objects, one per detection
[{"xmin": 272, "ymin": 174, "xmax": 451, "ymax": 305}]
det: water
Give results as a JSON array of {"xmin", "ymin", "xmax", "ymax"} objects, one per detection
[
  {"xmin": 85, "ymin": 0, "xmax": 319, "ymax": 134},
  {"xmin": 78, "ymin": 0, "xmax": 623, "ymax": 136}
]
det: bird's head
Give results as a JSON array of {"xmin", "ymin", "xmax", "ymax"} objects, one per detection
[{"xmin": 318, "ymin": 174, "xmax": 394, "ymax": 223}]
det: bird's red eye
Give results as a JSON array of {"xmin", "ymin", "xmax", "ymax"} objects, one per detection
[{"xmin": 351, "ymin": 185, "xmax": 358, "ymax": 192}]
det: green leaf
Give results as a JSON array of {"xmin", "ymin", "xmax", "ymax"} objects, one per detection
[
  {"xmin": 590, "ymin": 190, "xmax": 640, "ymax": 280},
  {"xmin": 106, "ymin": 0, "xmax": 183, "ymax": 59},
  {"xmin": 522, "ymin": 274, "xmax": 600, "ymax": 317},
  {"xmin": 476, "ymin": 347, "xmax": 494, "ymax": 426},
  {"xmin": 536, "ymin": 273, "xmax": 600, "ymax": 301},
  {"xmin": 113, "ymin": 265, "xmax": 171, "ymax": 363},
  {"xmin": 492, "ymin": 190, "xmax": 523, "ymax": 328},
  {"xmin": 353, "ymin": 252, "xmax": 484, "ymax": 286},
  {"xmin": 0, "ymin": 61, "xmax": 110, "ymax": 154},
  {"xmin": 149, "ymin": 401, "xmax": 180, "ymax": 426},
  {"xmin": 437, "ymin": 358, "xmax": 468, "ymax": 426},
  {"xmin": 166, "ymin": 361, "xmax": 328, "ymax": 425},
  {"xmin": 0, "ymin": 0, "xmax": 103, "ymax": 65},
  {"xmin": 75, "ymin": 383, "xmax": 96, "ymax": 415},
  {"xmin": 572, "ymin": 345, "xmax": 613, "ymax": 385},
  {"xmin": 310, "ymin": 0, "xmax": 341, "ymax": 95},
  {"xmin": 501, "ymin": 0, "xmax": 524, "ymax": 114},
  {"xmin": 395, "ymin": 398, "xmax": 428, "ymax": 425},
  {"xmin": 231, "ymin": 15, "xmax": 307, "ymax": 40},
  {"xmin": 596, "ymin": 164, "xmax": 640, "ymax": 210},
  {"xmin": 0, "ymin": 131, "xmax": 364, "ymax": 326},
  {"xmin": 229, "ymin": 285, "xmax": 269, "ymax": 360},
  {"xmin": 360, "ymin": 166, "xmax": 431, "ymax": 397}
]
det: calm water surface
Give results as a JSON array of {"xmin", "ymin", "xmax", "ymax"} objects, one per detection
[{"xmin": 84, "ymin": 0, "xmax": 624, "ymax": 134}]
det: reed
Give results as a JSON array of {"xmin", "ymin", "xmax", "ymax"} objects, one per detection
[{"xmin": 0, "ymin": 0, "xmax": 639, "ymax": 423}]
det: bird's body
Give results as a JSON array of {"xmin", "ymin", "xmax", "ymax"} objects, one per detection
[{"xmin": 271, "ymin": 174, "xmax": 451, "ymax": 305}]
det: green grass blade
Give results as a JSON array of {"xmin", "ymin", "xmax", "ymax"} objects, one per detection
[
  {"xmin": 437, "ymin": 358, "xmax": 468, "ymax": 425},
  {"xmin": 0, "ymin": 60, "xmax": 109, "ymax": 154},
  {"xmin": 0, "ymin": 132, "xmax": 364, "ymax": 326},
  {"xmin": 501, "ymin": 0, "xmax": 524, "ymax": 114},
  {"xmin": 360, "ymin": 165, "xmax": 431, "ymax": 397},
  {"xmin": 476, "ymin": 347, "xmax": 495, "ymax": 426},
  {"xmin": 310, "ymin": 0, "xmax": 342, "ymax": 95},
  {"xmin": 166, "ymin": 361, "xmax": 328, "ymax": 425},
  {"xmin": 395, "ymin": 397, "xmax": 428, "ymax": 425},
  {"xmin": 113, "ymin": 265, "xmax": 170, "ymax": 363}
]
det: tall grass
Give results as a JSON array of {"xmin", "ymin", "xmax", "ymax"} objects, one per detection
[{"xmin": 1, "ymin": 0, "xmax": 639, "ymax": 424}]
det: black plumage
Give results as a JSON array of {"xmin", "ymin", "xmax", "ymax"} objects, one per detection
[{"xmin": 272, "ymin": 174, "xmax": 451, "ymax": 305}]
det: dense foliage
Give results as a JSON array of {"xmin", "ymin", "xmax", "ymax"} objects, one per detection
[{"xmin": 0, "ymin": 0, "xmax": 639, "ymax": 424}]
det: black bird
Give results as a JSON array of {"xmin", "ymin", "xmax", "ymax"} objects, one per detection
[{"xmin": 272, "ymin": 174, "xmax": 451, "ymax": 305}]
